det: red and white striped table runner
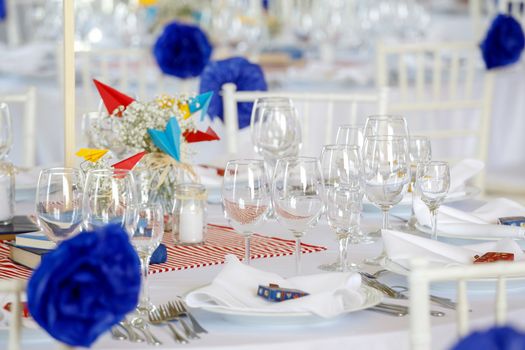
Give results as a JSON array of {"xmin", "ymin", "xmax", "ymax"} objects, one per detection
[{"xmin": 0, "ymin": 224, "xmax": 326, "ymax": 280}]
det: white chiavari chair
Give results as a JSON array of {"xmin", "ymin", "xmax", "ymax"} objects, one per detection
[
  {"xmin": 409, "ymin": 259, "xmax": 525, "ymax": 350},
  {"xmin": 376, "ymin": 41, "xmax": 494, "ymax": 191},
  {"xmin": 0, "ymin": 279, "xmax": 25, "ymax": 350},
  {"xmin": 0, "ymin": 87, "xmax": 37, "ymax": 167},
  {"xmin": 221, "ymin": 82, "xmax": 389, "ymax": 154}
]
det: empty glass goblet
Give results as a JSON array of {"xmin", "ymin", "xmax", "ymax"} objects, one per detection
[
  {"xmin": 320, "ymin": 185, "xmax": 363, "ymax": 272},
  {"xmin": 36, "ymin": 168, "xmax": 84, "ymax": 243},
  {"xmin": 222, "ymin": 159, "xmax": 270, "ymax": 265},
  {"xmin": 272, "ymin": 157, "xmax": 324, "ymax": 275},
  {"xmin": 335, "ymin": 124, "xmax": 364, "ymax": 149},
  {"xmin": 126, "ymin": 202, "xmax": 164, "ymax": 313},
  {"xmin": 416, "ymin": 161, "xmax": 450, "ymax": 240}
]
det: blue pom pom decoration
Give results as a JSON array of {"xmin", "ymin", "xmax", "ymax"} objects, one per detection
[
  {"xmin": 199, "ymin": 56, "xmax": 267, "ymax": 129},
  {"xmin": 153, "ymin": 21, "xmax": 213, "ymax": 79},
  {"xmin": 480, "ymin": 14, "xmax": 525, "ymax": 69}
]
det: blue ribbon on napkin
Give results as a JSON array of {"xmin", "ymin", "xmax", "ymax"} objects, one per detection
[
  {"xmin": 150, "ymin": 243, "xmax": 167, "ymax": 264},
  {"xmin": 148, "ymin": 117, "xmax": 181, "ymax": 161},
  {"xmin": 451, "ymin": 326, "xmax": 525, "ymax": 350},
  {"xmin": 480, "ymin": 14, "xmax": 525, "ymax": 69},
  {"xmin": 153, "ymin": 21, "xmax": 212, "ymax": 79},
  {"xmin": 199, "ymin": 56, "xmax": 267, "ymax": 129},
  {"xmin": 27, "ymin": 224, "xmax": 141, "ymax": 347}
]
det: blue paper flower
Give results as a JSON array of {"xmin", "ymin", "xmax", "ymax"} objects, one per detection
[
  {"xmin": 199, "ymin": 57, "xmax": 267, "ymax": 129},
  {"xmin": 153, "ymin": 21, "xmax": 212, "ymax": 79},
  {"xmin": 452, "ymin": 326, "xmax": 525, "ymax": 350},
  {"xmin": 480, "ymin": 14, "xmax": 525, "ymax": 69},
  {"xmin": 27, "ymin": 224, "xmax": 141, "ymax": 347},
  {"xmin": 0, "ymin": 0, "xmax": 5, "ymax": 20}
]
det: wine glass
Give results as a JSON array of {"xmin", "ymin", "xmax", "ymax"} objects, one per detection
[
  {"xmin": 404, "ymin": 136, "xmax": 432, "ymax": 231},
  {"xmin": 320, "ymin": 144, "xmax": 362, "ymax": 196},
  {"xmin": 0, "ymin": 103, "xmax": 13, "ymax": 160},
  {"xmin": 222, "ymin": 159, "xmax": 270, "ymax": 265},
  {"xmin": 335, "ymin": 124, "xmax": 364, "ymax": 149},
  {"xmin": 322, "ymin": 185, "xmax": 363, "ymax": 271},
  {"xmin": 363, "ymin": 115, "xmax": 409, "ymax": 139},
  {"xmin": 362, "ymin": 136, "xmax": 411, "ymax": 265},
  {"xmin": 272, "ymin": 157, "xmax": 324, "ymax": 275},
  {"xmin": 415, "ymin": 161, "xmax": 450, "ymax": 240},
  {"xmin": 82, "ymin": 169, "xmax": 137, "ymax": 230},
  {"xmin": 36, "ymin": 168, "xmax": 84, "ymax": 243},
  {"xmin": 126, "ymin": 202, "xmax": 164, "ymax": 313}
]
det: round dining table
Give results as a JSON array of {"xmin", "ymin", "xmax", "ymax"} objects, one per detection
[{"xmin": 2, "ymin": 196, "xmax": 525, "ymax": 350}]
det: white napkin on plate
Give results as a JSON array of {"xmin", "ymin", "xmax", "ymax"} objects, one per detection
[
  {"xmin": 383, "ymin": 230, "xmax": 524, "ymax": 270},
  {"xmin": 449, "ymin": 159, "xmax": 484, "ymax": 192},
  {"xmin": 185, "ymin": 255, "xmax": 365, "ymax": 318},
  {"xmin": 414, "ymin": 197, "xmax": 525, "ymax": 239}
]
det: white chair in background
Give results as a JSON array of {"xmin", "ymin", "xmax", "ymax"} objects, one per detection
[
  {"xmin": 376, "ymin": 41, "xmax": 494, "ymax": 190},
  {"xmin": 409, "ymin": 259, "xmax": 525, "ymax": 350},
  {"xmin": 0, "ymin": 87, "xmax": 37, "ymax": 167},
  {"xmin": 221, "ymin": 83, "xmax": 388, "ymax": 154},
  {"xmin": 0, "ymin": 279, "xmax": 25, "ymax": 350}
]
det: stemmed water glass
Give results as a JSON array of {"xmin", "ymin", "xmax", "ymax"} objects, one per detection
[
  {"xmin": 272, "ymin": 157, "xmax": 324, "ymax": 275},
  {"xmin": 0, "ymin": 103, "xmax": 12, "ymax": 160},
  {"xmin": 415, "ymin": 161, "xmax": 450, "ymax": 240},
  {"xmin": 82, "ymin": 169, "xmax": 137, "ymax": 230},
  {"xmin": 323, "ymin": 185, "xmax": 363, "ymax": 271},
  {"xmin": 36, "ymin": 168, "xmax": 84, "ymax": 243},
  {"xmin": 404, "ymin": 136, "xmax": 432, "ymax": 231},
  {"xmin": 126, "ymin": 203, "xmax": 164, "ymax": 313},
  {"xmin": 362, "ymin": 136, "xmax": 411, "ymax": 265},
  {"xmin": 222, "ymin": 159, "xmax": 270, "ymax": 265}
]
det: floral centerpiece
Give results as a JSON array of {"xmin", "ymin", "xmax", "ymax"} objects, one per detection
[{"xmin": 86, "ymin": 79, "xmax": 219, "ymax": 227}]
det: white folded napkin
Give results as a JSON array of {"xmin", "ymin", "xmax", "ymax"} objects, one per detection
[
  {"xmin": 185, "ymin": 255, "xmax": 365, "ymax": 318},
  {"xmin": 414, "ymin": 197, "xmax": 525, "ymax": 239},
  {"xmin": 383, "ymin": 230, "xmax": 524, "ymax": 270},
  {"xmin": 449, "ymin": 159, "xmax": 484, "ymax": 192}
]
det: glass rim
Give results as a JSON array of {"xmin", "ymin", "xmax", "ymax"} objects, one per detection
[
  {"xmin": 276, "ymin": 156, "xmax": 319, "ymax": 164},
  {"xmin": 174, "ymin": 183, "xmax": 207, "ymax": 196},
  {"xmin": 225, "ymin": 158, "xmax": 265, "ymax": 166},
  {"xmin": 363, "ymin": 135, "xmax": 407, "ymax": 141},
  {"xmin": 322, "ymin": 144, "xmax": 360, "ymax": 151},
  {"xmin": 366, "ymin": 114, "xmax": 406, "ymax": 121},
  {"xmin": 255, "ymin": 96, "xmax": 293, "ymax": 103},
  {"xmin": 86, "ymin": 168, "xmax": 132, "ymax": 175},
  {"xmin": 40, "ymin": 167, "xmax": 82, "ymax": 174},
  {"xmin": 419, "ymin": 160, "xmax": 449, "ymax": 167}
]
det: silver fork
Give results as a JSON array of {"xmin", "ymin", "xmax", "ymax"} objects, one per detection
[
  {"xmin": 162, "ymin": 304, "xmax": 200, "ymax": 339},
  {"xmin": 171, "ymin": 298, "xmax": 208, "ymax": 334},
  {"xmin": 148, "ymin": 308, "xmax": 188, "ymax": 344}
]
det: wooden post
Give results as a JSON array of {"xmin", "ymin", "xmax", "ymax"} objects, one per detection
[{"xmin": 63, "ymin": 0, "xmax": 76, "ymax": 167}]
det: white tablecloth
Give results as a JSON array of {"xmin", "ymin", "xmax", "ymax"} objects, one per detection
[{"xmin": 2, "ymin": 200, "xmax": 525, "ymax": 350}]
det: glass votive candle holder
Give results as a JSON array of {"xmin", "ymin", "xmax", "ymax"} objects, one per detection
[
  {"xmin": 172, "ymin": 183, "xmax": 207, "ymax": 245},
  {"xmin": 0, "ymin": 161, "xmax": 14, "ymax": 225}
]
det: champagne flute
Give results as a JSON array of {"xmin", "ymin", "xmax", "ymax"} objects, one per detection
[
  {"xmin": 404, "ymin": 136, "xmax": 432, "ymax": 231},
  {"xmin": 415, "ymin": 161, "xmax": 450, "ymax": 240},
  {"xmin": 36, "ymin": 168, "xmax": 84, "ymax": 243},
  {"xmin": 363, "ymin": 136, "xmax": 411, "ymax": 265},
  {"xmin": 335, "ymin": 124, "xmax": 364, "ymax": 149},
  {"xmin": 272, "ymin": 157, "xmax": 324, "ymax": 275},
  {"xmin": 126, "ymin": 203, "xmax": 164, "ymax": 313},
  {"xmin": 222, "ymin": 159, "xmax": 270, "ymax": 265},
  {"xmin": 322, "ymin": 185, "xmax": 363, "ymax": 271},
  {"xmin": 0, "ymin": 103, "xmax": 13, "ymax": 160},
  {"xmin": 82, "ymin": 169, "xmax": 137, "ymax": 230}
]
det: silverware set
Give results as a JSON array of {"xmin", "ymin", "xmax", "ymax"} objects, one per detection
[
  {"xmin": 361, "ymin": 270, "xmax": 458, "ymax": 317},
  {"xmin": 110, "ymin": 298, "xmax": 207, "ymax": 345}
]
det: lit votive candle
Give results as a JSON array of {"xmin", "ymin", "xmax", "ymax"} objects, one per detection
[{"xmin": 172, "ymin": 183, "xmax": 207, "ymax": 245}]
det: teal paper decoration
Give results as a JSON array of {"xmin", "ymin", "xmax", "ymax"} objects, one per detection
[{"xmin": 147, "ymin": 117, "xmax": 181, "ymax": 161}]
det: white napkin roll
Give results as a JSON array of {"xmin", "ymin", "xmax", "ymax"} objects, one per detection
[
  {"xmin": 383, "ymin": 230, "xmax": 524, "ymax": 270},
  {"xmin": 186, "ymin": 255, "xmax": 365, "ymax": 318}
]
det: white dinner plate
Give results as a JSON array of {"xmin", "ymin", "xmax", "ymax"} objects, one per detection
[{"xmin": 185, "ymin": 285, "xmax": 382, "ymax": 324}]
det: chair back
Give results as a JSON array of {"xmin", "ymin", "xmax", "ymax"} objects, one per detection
[
  {"xmin": 0, "ymin": 87, "xmax": 37, "ymax": 167},
  {"xmin": 409, "ymin": 259, "xmax": 525, "ymax": 350},
  {"xmin": 221, "ymin": 83, "xmax": 388, "ymax": 154},
  {"xmin": 376, "ymin": 41, "xmax": 494, "ymax": 190}
]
